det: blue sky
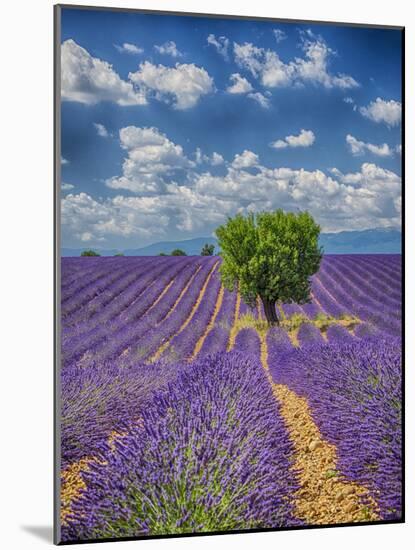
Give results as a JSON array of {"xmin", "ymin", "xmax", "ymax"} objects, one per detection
[{"xmin": 60, "ymin": 7, "xmax": 402, "ymax": 249}]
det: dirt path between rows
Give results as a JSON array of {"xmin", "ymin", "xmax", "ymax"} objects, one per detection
[{"xmin": 258, "ymin": 333, "xmax": 379, "ymax": 525}]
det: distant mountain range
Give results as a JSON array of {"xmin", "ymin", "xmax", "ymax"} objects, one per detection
[
  {"xmin": 62, "ymin": 228, "xmax": 401, "ymax": 257},
  {"xmin": 319, "ymin": 228, "xmax": 401, "ymax": 254},
  {"xmin": 124, "ymin": 237, "xmax": 217, "ymax": 256},
  {"xmin": 62, "ymin": 237, "xmax": 217, "ymax": 257}
]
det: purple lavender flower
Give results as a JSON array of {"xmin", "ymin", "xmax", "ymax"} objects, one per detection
[
  {"xmin": 62, "ymin": 352, "xmax": 301, "ymax": 541},
  {"xmin": 268, "ymin": 335, "xmax": 402, "ymax": 520}
]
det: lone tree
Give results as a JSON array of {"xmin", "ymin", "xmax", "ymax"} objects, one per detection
[
  {"xmin": 201, "ymin": 243, "xmax": 215, "ymax": 256},
  {"xmin": 171, "ymin": 249, "xmax": 187, "ymax": 256},
  {"xmin": 81, "ymin": 249, "xmax": 100, "ymax": 257},
  {"xmin": 215, "ymin": 210, "xmax": 322, "ymax": 325}
]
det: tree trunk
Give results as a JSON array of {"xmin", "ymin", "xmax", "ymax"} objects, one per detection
[{"xmin": 261, "ymin": 296, "xmax": 280, "ymax": 326}]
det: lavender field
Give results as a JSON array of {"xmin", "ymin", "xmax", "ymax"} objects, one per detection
[{"xmin": 60, "ymin": 254, "xmax": 402, "ymax": 541}]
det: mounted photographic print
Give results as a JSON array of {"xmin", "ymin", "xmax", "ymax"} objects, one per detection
[{"xmin": 54, "ymin": 4, "xmax": 404, "ymax": 545}]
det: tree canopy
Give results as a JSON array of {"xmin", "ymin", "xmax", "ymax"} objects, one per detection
[
  {"xmin": 81, "ymin": 249, "xmax": 101, "ymax": 257},
  {"xmin": 201, "ymin": 243, "xmax": 215, "ymax": 256},
  {"xmin": 215, "ymin": 210, "xmax": 322, "ymax": 325},
  {"xmin": 170, "ymin": 249, "xmax": 187, "ymax": 256}
]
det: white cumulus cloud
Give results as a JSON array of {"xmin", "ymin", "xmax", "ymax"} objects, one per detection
[
  {"xmin": 62, "ymin": 156, "xmax": 401, "ymax": 247},
  {"xmin": 61, "ymin": 182, "xmax": 74, "ymax": 191},
  {"xmin": 62, "ymin": 126, "xmax": 401, "ymax": 247},
  {"xmin": 61, "ymin": 39, "xmax": 147, "ymax": 106},
  {"xmin": 273, "ymin": 29, "xmax": 287, "ymax": 43},
  {"xmin": 195, "ymin": 148, "xmax": 225, "ymax": 166},
  {"xmin": 106, "ymin": 126, "xmax": 193, "ymax": 194},
  {"xmin": 294, "ymin": 34, "xmax": 358, "ymax": 89},
  {"xmin": 193, "ymin": 162, "xmax": 401, "ymax": 232},
  {"xmin": 346, "ymin": 134, "xmax": 393, "ymax": 157},
  {"xmin": 93, "ymin": 123, "xmax": 110, "ymax": 138},
  {"xmin": 62, "ymin": 188, "xmax": 234, "ymax": 245},
  {"xmin": 231, "ymin": 150, "xmax": 259, "ymax": 169},
  {"xmin": 128, "ymin": 61, "xmax": 214, "ymax": 110},
  {"xmin": 62, "ymin": 192, "xmax": 169, "ymax": 243},
  {"xmin": 226, "ymin": 73, "xmax": 253, "ymax": 94},
  {"xmin": 154, "ymin": 41, "xmax": 182, "ymax": 57},
  {"xmin": 234, "ymin": 41, "xmax": 293, "ymax": 87},
  {"xmin": 233, "ymin": 32, "xmax": 358, "ymax": 90},
  {"xmin": 114, "ymin": 42, "xmax": 144, "ymax": 54},
  {"xmin": 207, "ymin": 34, "xmax": 229, "ymax": 59},
  {"xmin": 271, "ymin": 129, "xmax": 315, "ymax": 149},
  {"xmin": 359, "ymin": 98, "xmax": 402, "ymax": 127},
  {"xmin": 247, "ymin": 92, "xmax": 271, "ymax": 109}
]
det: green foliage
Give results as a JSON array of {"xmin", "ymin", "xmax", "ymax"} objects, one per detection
[
  {"xmin": 324, "ymin": 469, "xmax": 340, "ymax": 479},
  {"xmin": 314, "ymin": 312, "xmax": 329, "ymax": 322},
  {"xmin": 171, "ymin": 249, "xmax": 187, "ymax": 256},
  {"xmin": 158, "ymin": 252, "xmax": 168, "ymax": 256},
  {"xmin": 215, "ymin": 210, "xmax": 322, "ymax": 324},
  {"xmin": 114, "ymin": 252, "xmax": 124, "ymax": 256},
  {"xmin": 231, "ymin": 312, "xmax": 269, "ymax": 338},
  {"xmin": 282, "ymin": 313, "xmax": 310, "ymax": 331},
  {"xmin": 201, "ymin": 243, "xmax": 215, "ymax": 256},
  {"xmin": 305, "ymin": 311, "xmax": 359, "ymax": 332},
  {"xmin": 81, "ymin": 249, "xmax": 101, "ymax": 257}
]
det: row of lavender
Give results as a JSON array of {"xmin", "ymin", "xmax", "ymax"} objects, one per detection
[
  {"xmin": 61, "ymin": 255, "xmax": 402, "ymax": 466},
  {"xmin": 61, "ymin": 254, "xmax": 401, "ymax": 372},
  {"xmin": 60, "ymin": 254, "xmax": 402, "ymax": 539},
  {"xmin": 267, "ymin": 326, "xmax": 402, "ymax": 521},
  {"xmin": 229, "ymin": 326, "xmax": 402, "ymax": 521},
  {"xmin": 312, "ymin": 255, "xmax": 401, "ymax": 335},
  {"xmin": 238, "ymin": 255, "xmax": 402, "ymax": 520},
  {"xmin": 60, "ymin": 255, "xmax": 232, "ymax": 477},
  {"xmin": 62, "ymin": 352, "xmax": 301, "ymax": 540},
  {"xmin": 61, "ymin": 254, "xmax": 393, "ymax": 470},
  {"xmin": 61, "ymin": 256, "xmax": 212, "ymax": 368}
]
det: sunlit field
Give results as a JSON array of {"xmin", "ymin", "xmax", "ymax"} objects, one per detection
[{"xmin": 60, "ymin": 254, "xmax": 402, "ymax": 541}]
